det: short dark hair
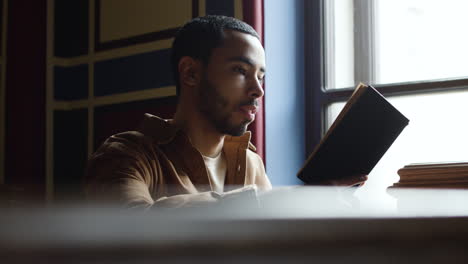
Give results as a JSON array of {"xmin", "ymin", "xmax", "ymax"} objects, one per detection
[{"xmin": 171, "ymin": 15, "xmax": 260, "ymax": 97}]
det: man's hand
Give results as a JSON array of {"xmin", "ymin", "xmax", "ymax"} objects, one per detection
[
  {"xmin": 153, "ymin": 191, "xmax": 219, "ymax": 208},
  {"xmin": 153, "ymin": 185, "xmax": 258, "ymax": 209},
  {"xmin": 315, "ymin": 174, "xmax": 368, "ymax": 187}
]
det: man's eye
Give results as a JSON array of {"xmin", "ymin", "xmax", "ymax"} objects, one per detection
[{"xmin": 258, "ymin": 76, "xmax": 265, "ymax": 84}]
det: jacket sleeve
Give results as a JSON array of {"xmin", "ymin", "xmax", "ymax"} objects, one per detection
[{"xmin": 85, "ymin": 132, "xmax": 157, "ymax": 209}]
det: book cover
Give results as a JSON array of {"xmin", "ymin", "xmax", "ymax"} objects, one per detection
[{"xmin": 298, "ymin": 83, "xmax": 409, "ymax": 184}]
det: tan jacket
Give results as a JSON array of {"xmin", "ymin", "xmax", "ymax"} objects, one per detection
[{"xmin": 85, "ymin": 114, "xmax": 272, "ymax": 208}]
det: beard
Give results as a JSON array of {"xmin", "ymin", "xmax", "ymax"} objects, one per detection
[{"xmin": 198, "ymin": 77, "xmax": 254, "ymax": 137}]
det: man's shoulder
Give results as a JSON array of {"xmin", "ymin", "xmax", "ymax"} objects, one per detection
[
  {"xmin": 247, "ymin": 141, "xmax": 257, "ymax": 152},
  {"xmin": 137, "ymin": 113, "xmax": 178, "ymax": 144},
  {"xmin": 94, "ymin": 131, "xmax": 154, "ymax": 158},
  {"xmin": 246, "ymin": 146, "xmax": 263, "ymax": 164},
  {"xmin": 104, "ymin": 130, "xmax": 151, "ymax": 145},
  {"xmin": 101, "ymin": 113, "xmax": 175, "ymax": 146}
]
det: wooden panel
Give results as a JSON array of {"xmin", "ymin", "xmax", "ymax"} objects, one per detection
[
  {"xmin": 206, "ymin": 0, "xmax": 234, "ymax": 16},
  {"xmin": 96, "ymin": 0, "xmax": 199, "ymax": 51},
  {"xmin": 54, "ymin": 0, "xmax": 88, "ymax": 57},
  {"xmin": 53, "ymin": 109, "xmax": 88, "ymax": 201},
  {"xmin": 94, "ymin": 97, "xmax": 177, "ymax": 150},
  {"xmin": 99, "ymin": 0, "xmax": 192, "ymax": 43},
  {"xmin": 94, "ymin": 49, "xmax": 173, "ymax": 96},
  {"xmin": 54, "ymin": 64, "xmax": 88, "ymax": 100}
]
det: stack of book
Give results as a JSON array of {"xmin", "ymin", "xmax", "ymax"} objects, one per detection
[{"xmin": 391, "ymin": 162, "xmax": 468, "ymax": 189}]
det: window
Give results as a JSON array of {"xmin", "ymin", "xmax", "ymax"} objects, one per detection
[
  {"xmin": 305, "ymin": 0, "xmax": 468, "ymax": 210},
  {"xmin": 326, "ymin": 0, "xmax": 468, "ymax": 88}
]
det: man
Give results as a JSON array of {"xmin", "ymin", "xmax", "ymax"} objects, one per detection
[{"xmin": 85, "ymin": 15, "xmax": 366, "ymax": 209}]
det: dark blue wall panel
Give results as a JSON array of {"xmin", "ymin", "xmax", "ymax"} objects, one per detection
[
  {"xmin": 54, "ymin": 0, "xmax": 88, "ymax": 57},
  {"xmin": 53, "ymin": 109, "xmax": 88, "ymax": 201},
  {"xmin": 206, "ymin": 0, "xmax": 234, "ymax": 17},
  {"xmin": 54, "ymin": 64, "xmax": 88, "ymax": 100},
  {"xmin": 94, "ymin": 49, "xmax": 174, "ymax": 96},
  {"xmin": 94, "ymin": 96, "xmax": 177, "ymax": 150}
]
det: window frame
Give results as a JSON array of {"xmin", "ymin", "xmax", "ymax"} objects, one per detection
[{"xmin": 304, "ymin": 0, "xmax": 468, "ymax": 156}]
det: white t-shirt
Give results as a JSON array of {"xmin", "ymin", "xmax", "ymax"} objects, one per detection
[{"xmin": 202, "ymin": 151, "xmax": 227, "ymax": 193}]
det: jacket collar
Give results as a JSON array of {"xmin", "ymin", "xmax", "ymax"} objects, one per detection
[
  {"xmin": 138, "ymin": 113, "xmax": 256, "ymax": 190},
  {"xmin": 137, "ymin": 113, "xmax": 256, "ymax": 151}
]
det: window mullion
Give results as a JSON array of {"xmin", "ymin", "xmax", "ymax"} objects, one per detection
[
  {"xmin": 324, "ymin": 0, "xmax": 336, "ymax": 89},
  {"xmin": 353, "ymin": 0, "xmax": 376, "ymax": 85}
]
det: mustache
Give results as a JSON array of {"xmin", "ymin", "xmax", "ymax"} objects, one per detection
[{"xmin": 239, "ymin": 99, "xmax": 259, "ymax": 108}]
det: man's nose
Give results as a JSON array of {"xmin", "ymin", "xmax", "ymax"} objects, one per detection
[{"xmin": 248, "ymin": 78, "xmax": 265, "ymax": 99}]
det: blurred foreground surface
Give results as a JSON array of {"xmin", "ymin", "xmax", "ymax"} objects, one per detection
[{"xmin": 1, "ymin": 186, "xmax": 468, "ymax": 263}]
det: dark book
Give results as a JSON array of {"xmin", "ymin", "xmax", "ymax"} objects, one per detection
[{"xmin": 297, "ymin": 83, "xmax": 409, "ymax": 184}]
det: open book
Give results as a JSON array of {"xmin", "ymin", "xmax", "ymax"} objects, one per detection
[{"xmin": 297, "ymin": 83, "xmax": 409, "ymax": 184}]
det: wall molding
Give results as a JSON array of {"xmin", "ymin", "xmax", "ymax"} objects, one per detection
[
  {"xmin": 53, "ymin": 86, "xmax": 176, "ymax": 110},
  {"xmin": 46, "ymin": 0, "xmax": 54, "ymax": 201},
  {"xmin": 52, "ymin": 38, "xmax": 173, "ymax": 66},
  {"xmin": 94, "ymin": 0, "xmax": 199, "ymax": 52}
]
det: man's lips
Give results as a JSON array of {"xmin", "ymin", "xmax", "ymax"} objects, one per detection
[
  {"xmin": 238, "ymin": 105, "xmax": 258, "ymax": 120},
  {"xmin": 239, "ymin": 105, "xmax": 258, "ymax": 114}
]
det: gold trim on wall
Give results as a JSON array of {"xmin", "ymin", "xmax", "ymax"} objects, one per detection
[
  {"xmin": 234, "ymin": 0, "xmax": 243, "ymax": 21},
  {"xmin": 52, "ymin": 38, "xmax": 173, "ymax": 67},
  {"xmin": 95, "ymin": 0, "xmax": 198, "ymax": 51},
  {"xmin": 53, "ymin": 86, "xmax": 176, "ymax": 110},
  {"xmin": 198, "ymin": 0, "xmax": 206, "ymax": 17},
  {"xmin": 88, "ymin": 0, "xmax": 95, "ymax": 158},
  {"xmin": 46, "ymin": 0, "xmax": 55, "ymax": 201},
  {"xmin": 99, "ymin": 0, "xmax": 192, "ymax": 43}
]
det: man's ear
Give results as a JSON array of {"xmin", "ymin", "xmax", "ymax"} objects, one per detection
[{"xmin": 178, "ymin": 56, "xmax": 202, "ymax": 88}]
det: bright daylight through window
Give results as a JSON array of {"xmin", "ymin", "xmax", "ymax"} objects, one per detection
[
  {"xmin": 326, "ymin": 0, "xmax": 468, "ymax": 89},
  {"xmin": 324, "ymin": 0, "xmax": 468, "ymax": 209}
]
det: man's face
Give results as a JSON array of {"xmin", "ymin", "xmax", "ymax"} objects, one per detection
[{"xmin": 198, "ymin": 30, "xmax": 266, "ymax": 136}]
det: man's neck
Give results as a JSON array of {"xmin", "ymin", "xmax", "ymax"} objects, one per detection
[{"xmin": 173, "ymin": 107, "xmax": 225, "ymax": 158}]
